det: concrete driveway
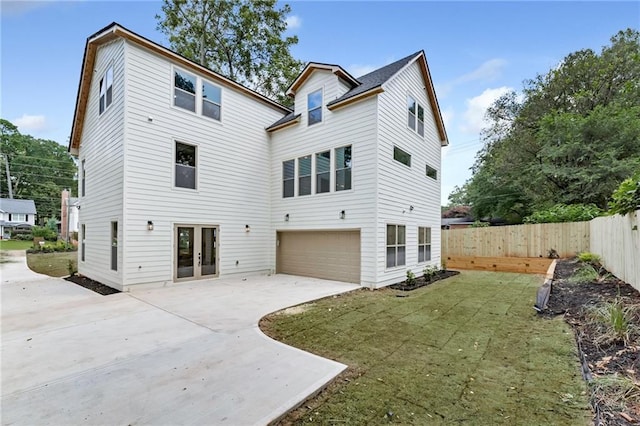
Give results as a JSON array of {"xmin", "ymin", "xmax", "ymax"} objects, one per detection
[{"xmin": 1, "ymin": 251, "xmax": 360, "ymax": 425}]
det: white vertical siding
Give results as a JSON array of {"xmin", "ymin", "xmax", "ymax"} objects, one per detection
[
  {"xmin": 375, "ymin": 60, "xmax": 442, "ymax": 287},
  {"xmin": 77, "ymin": 40, "xmax": 125, "ymax": 290},
  {"xmin": 121, "ymin": 41, "xmax": 284, "ymax": 287},
  {"xmin": 271, "ymin": 70, "xmax": 379, "ymax": 286}
]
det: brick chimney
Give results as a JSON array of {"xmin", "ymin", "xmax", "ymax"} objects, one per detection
[{"xmin": 61, "ymin": 189, "xmax": 69, "ymax": 241}]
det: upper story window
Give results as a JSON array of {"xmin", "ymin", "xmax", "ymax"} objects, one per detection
[
  {"xmin": 394, "ymin": 146, "xmax": 411, "ymax": 167},
  {"xmin": 298, "ymin": 155, "xmax": 312, "ymax": 196},
  {"xmin": 174, "ymin": 69, "xmax": 196, "ymax": 112},
  {"xmin": 202, "ymin": 81, "xmax": 221, "ymax": 121},
  {"xmin": 335, "ymin": 145, "xmax": 352, "ymax": 191},
  {"xmin": 386, "ymin": 224, "xmax": 406, "ymax": 268},
  {"xmin": 426, "ymin": 164, "xmax": 437, "ymax": 180},
  {"xmin": 81, "ymin": 159, "xmax": 86, "ymax": 196},
  {"xmin": 316, "ymin": 151, "xmax": 330, "ymax": 194},
  {"xmin": 308, "ymin": 89, "xmax": 322, "ymax": 125},
  {"xmin": 175, "ymin": 142, "xmax": 196, "ymax": 189},
  {"xmin": 11, "ymin": 213, "xmax": 26, "ymax": 222},
  {"xmin": 417, "ymin": 105, "xmax": 425, "ymax": 137},
  {"xmin": 418, "ymin": 227, "xmax": 432, "ymax": 262},
  {"xmin": 407, "ymin": 96, "xmax": 416, "ymax": 131},
  {"xmin": 99, "ymin": 66, "xmax": 113, "ymax": 115},
  {"xmin": 283, "ymin": 160, "xmax": 295, "ymax": 198}
]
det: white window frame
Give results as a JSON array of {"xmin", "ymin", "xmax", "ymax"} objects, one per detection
[
  {"xmin": 308, "ymin": 88, "xmax": 323, "ymax": 126},
  {"xmin": 174, "ymin": 141, "xmax": 198, "ymax": 190},
  {"xmin": 407, "ymin": 95, "xmax": 416, "ymax": 131},
  {"xmin": 393, "ymin": 146, "xmax": 411, "ymax": 167},
  {"xmin": 283, "ymin": 159, "xmax": 295, "ymax": 198},
  {"xmin": 81, "ymin": 159, "xmax": 86, "ymax": 197},
  {"xmin": 298, "ymin": 155, "xmax": 312, "ymax": 196},
  {"xmin": 99, "ymin": 66, "xmax": 113, "ymax": 115},
  {"xmin": 386, "ymin": 224, "xmax": 406, "ymax": 268},
  {"xmin": 335, "ymin": 145, "xmax": 352, "ymax": 192},
  {"xmin": 426, "ymin": 164, "xmax": 437, "ymax": 180},
  {"xmin": 173, "ymin": 67, "xmax": 197, "ymax": 113},
  {"xmin": 315, "ymin": 151, "xmax": 331, "ymax": 194},
  {"xmin": 202, "ymin": 79, "xmax": 222, "ymax": 121},
  {"xmin": 81, "ymin": 224, "xmax": 86, "ymax": 262},
  {"xmin": 418, "ymin": 226, "xmax": 432, "ymax": 263},
  {"xmin": 417, "ymin": 104, "xmax": 425, "ymax": 137},
  {"xmin": 111, "ymin": 221, "xmax": 118, "ymax": 271}
]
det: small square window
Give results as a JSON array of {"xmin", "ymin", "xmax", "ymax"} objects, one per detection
[
  {"xmin": 308, "ymin": 89, "xmax": 322, "ymax": 125},
  {"xmin": 175, "ymin": 142, "xmax": 196, "ymax": 189},
  {"xmin": 393, "ymin": 146, "xmax": 411, "ymax": 167},
  {"xmin": 426, "ymin": 165, "xmax": 437, "ymax": 180}
]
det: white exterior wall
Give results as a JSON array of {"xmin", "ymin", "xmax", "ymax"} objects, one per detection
[
  {"xmin": 121, "ymin": 41, "xmax": 284, "ymax": 288},
  {"xmin": 270, "ymin": 70, "xmax": 379, "ymax": 286},
  {"xmin": 76, "ymin": 40, "xmax": 126, "ymax": 289},
  {"xmin": 375, "ymin": 60, "xmax": 442, "ymax": 287}
]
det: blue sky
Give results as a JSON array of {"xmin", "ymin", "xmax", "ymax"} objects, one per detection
[{"xmin": 1, "ymin": 1, "xmax": 638, "ymax": 204}]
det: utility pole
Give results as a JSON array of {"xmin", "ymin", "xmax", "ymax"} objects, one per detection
[{"xmin": 2, "ymin": 153, "xmax": 13, "ymax": 198}]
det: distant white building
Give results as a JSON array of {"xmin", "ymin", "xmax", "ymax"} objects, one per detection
[
  {"xmin": 0, "ymin": 198, "xmax": 37, "ymax": 239},
  {"xmin": 68, "ymin": 23, "xmax": 448, "ymax": 291}
]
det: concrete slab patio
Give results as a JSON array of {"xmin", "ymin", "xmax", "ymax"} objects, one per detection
[{"xmin": 1, "ymin": 251, "xmax": 360, "ymax": 425}]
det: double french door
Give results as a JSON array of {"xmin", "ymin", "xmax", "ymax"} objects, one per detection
[{"xmin": 175, "ymin": 225, "xmax": 219, "ymax": 280}]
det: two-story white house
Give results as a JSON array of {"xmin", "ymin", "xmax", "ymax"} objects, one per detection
[
  {"xmin": 69, "ymin": 23, "xmax": 448, "ymax": 291},
  {"xmin": 0, "ymin": 198, "xmax": 37, "ymax": 239}
]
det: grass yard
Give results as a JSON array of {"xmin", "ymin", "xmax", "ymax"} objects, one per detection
[
  {"xmin": 26, "ymin": 251, "xmax": 77, "ymax": 277},
  {"xmin": 0, "ymin": 240, "xmax": 33, "ymax": 251},
  {"xmin": 262, "ymin": 271, "xmax": 591, "ymax": 425}
]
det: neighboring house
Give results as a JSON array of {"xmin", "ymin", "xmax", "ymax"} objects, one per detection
[
  {"xmin": 68, "ymin": 22, "xmax": 448, "ymax": 291},
  {"xmin": 441, "ymin": 217, "xmax": 475, "ymax": 230},
  {"xmin": 61, "ymin": 189, "xmax": 80, "ymax": 242},
  {"xmin": 0, "ymin": 198, "xmax": 37, "ymax": 239}
]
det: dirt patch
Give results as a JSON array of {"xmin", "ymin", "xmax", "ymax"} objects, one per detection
[
  {"xmin": 65, "ymin": 275, "xmax": 121, "ymax": 296},
  {"xmin": 389, "ymin": 270, "xmax": 460, "ymax": 291},
  {"xmin": 546, "ymin": 258, "xmax": 640, "ymax": 425}
]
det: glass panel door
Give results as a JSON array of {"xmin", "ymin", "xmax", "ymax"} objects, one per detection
[
  {"xmin": 177, "ymin": 226, "xmax": 194, "ymax": 278},
  {"xmin": 201, "ymin": 227, "xmax": 217, "ymax": 276}
]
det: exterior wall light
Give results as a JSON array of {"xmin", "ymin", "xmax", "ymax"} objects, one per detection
[
  {"xmin": 147, "ymin": 220, "xmax": 154, "ymax": 231},
  {"xmin": 285, "ymin": 214, "xmax": 290, "ymax": 222},
  {"xmin": 340, "ymin": 210, "xmax": 346, "ymax": 219},
  {"xmin": 245, "ymin": 224, "xmax": 251, "ymax": 232},
  {"xmin": 409, "ymin": 205, "xmax": 414, "ymax": 212}
]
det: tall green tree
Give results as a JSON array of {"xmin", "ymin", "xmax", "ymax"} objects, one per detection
[
  {"xmin": 156, "ymin": 0, "xmax": 304, "ymax": 105},
  {"xmin": 464, "ymin": 29, "xmax": 640, "ymax": 223},
  {"xmin": 0, "ymin": 119, "xmax": 76, "ymax": 221}
]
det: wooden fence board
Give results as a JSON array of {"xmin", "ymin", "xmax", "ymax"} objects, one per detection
[{"xmin": 446, "ymin": 256, "xmax": 553, "ymax": 274}]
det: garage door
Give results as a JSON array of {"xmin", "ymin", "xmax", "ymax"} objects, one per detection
[{"xmin": 276, "ymin": 231, "xmax": 361, "ymax": 283}]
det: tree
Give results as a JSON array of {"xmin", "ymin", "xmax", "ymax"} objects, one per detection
[
  {"xmin": 0, "ymin": 119, "xmax": 77, "ymax": 221},
  {"xmin": 156, "ymin": 0, "xmax": 304, "ymax": 105},
  {"xmin": 463, "ymin": 29, "xmax": 640, "ymax": 223}
]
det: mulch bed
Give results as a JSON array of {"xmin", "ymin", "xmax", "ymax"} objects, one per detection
[
  {"xmin": 389, "ymin": 270, "xmax": 460, "ymax": 291},
  {"xmin": 545, "ymin": 258, "xmax": 640, "ymax": 425},
  {"xmin": 64, "ymin": 275, "xmax": 121, "ymax": 295}
]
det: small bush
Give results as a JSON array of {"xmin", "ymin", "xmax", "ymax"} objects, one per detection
[
  {"xmin": 406, "ymin": 270, "xmax": 416, "ymax": 285},
  {"xmin": 441, "ymin": 259, "xmax": 447, "ymax": 271},
  {"xmin": 470, "ymin": 220, "xmax": 489, "ymax": 228},
  {"xmin": 11, "ymin": 233, "xmax": 34, "ymax": 241},
  {"xmin": 67, "ymin": 259, "xmax": 77, "ymax": 276},
  {"xmin": 27, "ymin": 240, "xmax": 76, "ymax": 254},
  {"xmin": 423, "ymin": 265, "xmax": 439, "ymax": 280},
  {"xmin": 608, "ymin": 171, "xmax": 640, "ymax": 216},
  {"xmin": 587, "ymin": 299, "xmax": 637, "ymax": 345},
  {"xmin": 524, "ymin": 203, "xmax": 602, "ymax": 224},
  {"xmin": 32, "ymin": 226, "xmax": 57, "ymax": 242},
  {"xmin": 577, "ymin": 252, "xmax": 602, "ymax": 266},
  {"xmin": 569, "ymin": 264, "xmax": 599, "ymax": 284}
]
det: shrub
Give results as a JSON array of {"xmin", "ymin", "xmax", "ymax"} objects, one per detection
[
  {"xmin": 569, "ymin": 264, "xmax": 599, "ymax": 284},
  {"xmin": 32, "ymin": 226, "xmax": 57, "ymax": 241},
  {"xmin": 608, "ymin": 171, "xmax": 640, "ymax": 216},
  {"xmin": 524, "ymin": 203, "xmax": 602, "ymax": 224},
  {"xmin": 68, "ymin": 259, "xmax": 77, "ymax": 276},
  {"xmin": 27, "ymin": 240, "xmax": 76, "ymax": 254},
  {"xmin": 577, "ymin": 252, "xmax": 602, "ymax": 266},
  {"xmin": 470, "ymin": 220, "xmax": 489, "ymax": 228},
  {"xmin": 12, "ymin": 233, "xmax": 34, "ymax": 241},
  {"xmin": 441, "ymin": 259, "xmax": 447, "ymax": 271},
  {"xmin": 587, "ymin": 299, "xmax": 637, "ymax": 345},
  {"xmin": 423, "ymin": 265, "xmax": 439, "ymax": 280},
  {"xmin": 406, "ymin": 270, "xmax": 416, "ymax": 285}
]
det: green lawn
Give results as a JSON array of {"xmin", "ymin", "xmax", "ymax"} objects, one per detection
[
  {"xmin": 263, "ymin": 271, "xmax": 590, "ymax": 425},
  {"xmin": 26, "ymin": 251, "xmax": 77, "ymax": 277},
  {"xmin": 0, "ymin": 240, "xmax": 33, "ymax": 251}
]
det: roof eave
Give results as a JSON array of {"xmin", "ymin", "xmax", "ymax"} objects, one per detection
[
  {"xmin": 265, "ymin": 115, "xmax": 301, "ymax": 132},
  {"xmin": 326, "ymin": 87, "xmax": 384, "ymax": 111},
  {"xmin": 286, "ymin": 63, "xmax": 359, "ymax": 97}
]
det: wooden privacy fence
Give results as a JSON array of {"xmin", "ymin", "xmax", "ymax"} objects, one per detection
[
  {"xmin": 442, "ymin": 222, "xmax": 590, "ymax": 258},
  {"xmin": 590, "ymin": 211, "xmax": 640, "ymax": 291}
]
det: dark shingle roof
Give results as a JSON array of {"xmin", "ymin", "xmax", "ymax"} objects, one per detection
[
  {"xmin": 265, "ymin": 112, "xmax": 301, "ymax": 131},
  {"xmin": 327, "ymin": 51, "xmax": 422, "ymax": 107},
  {"xmin": 0, "ymin": 198, "xmax": 37, "ymax": 214}
]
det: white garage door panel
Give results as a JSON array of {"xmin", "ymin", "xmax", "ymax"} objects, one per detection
[{"xmin": 276, "ymin": 231, "xmax": 361, "ymax": 283}]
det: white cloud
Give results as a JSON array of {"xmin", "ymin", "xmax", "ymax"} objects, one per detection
[
  {"xmin": 13, "ymin": 114, "xmax": 48, "ymax": 133},
  {"xmin": 461, "ymin": 86, "xmax": 512, "ymax": 134},
  {"xmin": 285, "ymin": 15, "xmax": 301, "ymax": 30},
  {"xmin": 437, "ymin": 58, "xmax": 507, "ymax": 98},
  {"xmin": 347, "ymin": 64, "xmax": 378, "ymax": 77}
]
